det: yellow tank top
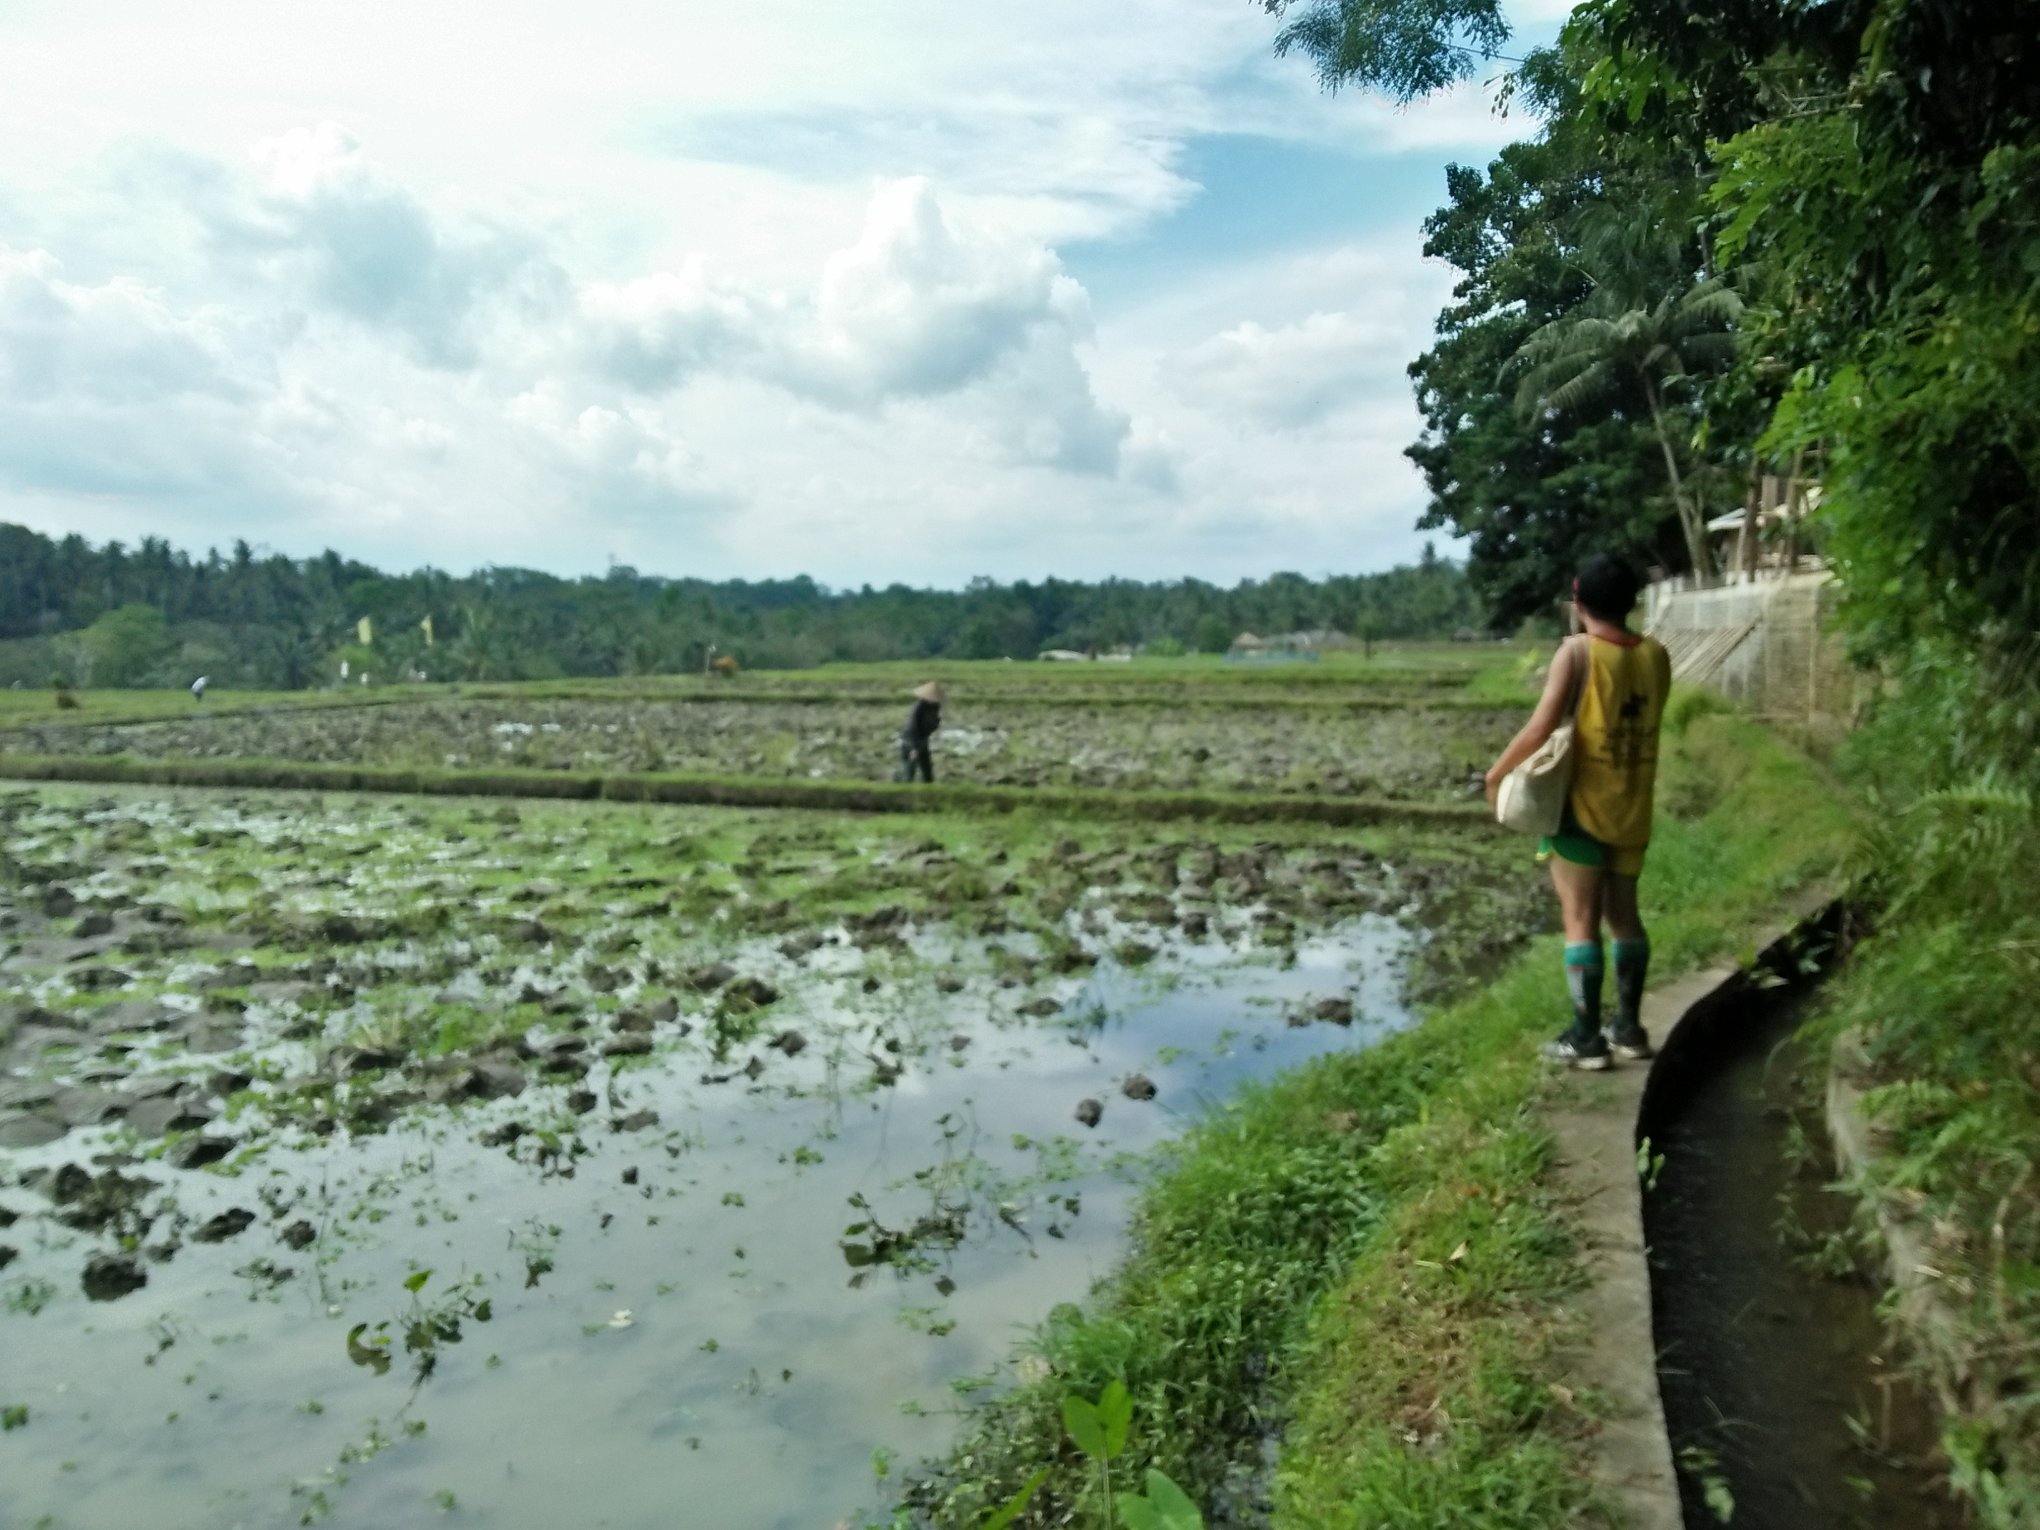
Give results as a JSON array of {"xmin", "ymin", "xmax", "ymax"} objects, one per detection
[{"xmin": 1569, "ymin": 633, "xmax": 1672, "ymax": 848}]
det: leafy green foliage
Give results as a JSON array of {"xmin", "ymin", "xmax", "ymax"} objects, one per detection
[
  {"xmin": 71, "ymin": 603, "xmax": 175, "ymax": 688},
  {"xmin": 1376, "ymin": 0, "xmax": 2039, "ymax": 657},
  {"xmin": 0, "ymin": 521, "xmax": 1491, "ymax": 686},
  {"xmin": 1568, "ymin": 0, "xmax": 2040, "ymax": 669},
  {"xmin": 1403, "ymin": 118, "xmax": 1696, "ymax": 624},
  {"xmin": 1809, "ymin": 668, "xmax": 2040, "ymax": 1527},
  {"xmin": 1264, "ymin": 0, "xmax": 1510, "ymax": 101},
  {"xmin": 1513, "ymin": 275, "xmax": 1744, "ymax": 574}
]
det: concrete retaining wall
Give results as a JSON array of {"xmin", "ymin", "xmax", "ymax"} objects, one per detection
[{"xmin": 1643, "ymin": 571, "xmax": 1861, "ymax": 742}]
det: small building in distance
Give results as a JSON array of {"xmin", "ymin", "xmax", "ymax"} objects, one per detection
[
  {"xmin": 1227, "ymin": 631, "xmax": 1327, "ymax": 663},
  {"xmin": 1228, "ymin": 629, "xmax": 1351, "ymax": 658},
  {"xmin": 1704, "ymin": 485, "xmax": 1825, "ymax": 578},
  {"xmin": 1284, "ymin": 628, "xmax": 1358, "ymax": 653}
]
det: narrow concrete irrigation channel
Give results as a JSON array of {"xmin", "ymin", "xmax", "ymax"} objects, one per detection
[{"xmin": 1636, "ymin": 918, "xmax": 1960, "ymax": 1530}]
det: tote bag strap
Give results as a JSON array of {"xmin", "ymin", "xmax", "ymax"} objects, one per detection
[{"xmin": 1563, "ymin": 634, "xmax": 1589, "ymax": 722}]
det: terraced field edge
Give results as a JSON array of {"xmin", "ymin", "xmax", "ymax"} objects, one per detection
[{"xmin": 0, "ymin": 753, "xmax": 1490, "ymax": 828}]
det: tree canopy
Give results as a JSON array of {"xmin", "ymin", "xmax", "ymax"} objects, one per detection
[
  {"xmin": 0, "ymin": 523, "xmax": 1488, "ymax": 689},
  {"xmin": 1348, "ymin": 0, "xmax": 2038, "ymax": 682}
]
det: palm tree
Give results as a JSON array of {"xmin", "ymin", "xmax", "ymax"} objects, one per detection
[
  {"xmin": 1512, "ymin": 276, "xmax": 1744, "ymax": 576},
  {"xmin": 451, "ymin": 601, "xmax": 502, "ymax": 681}
]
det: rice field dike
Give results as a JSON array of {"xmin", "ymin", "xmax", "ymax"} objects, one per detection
[{"xmin": 0, "ymin": 653, "xmax": 1873, "ymax": 1530}]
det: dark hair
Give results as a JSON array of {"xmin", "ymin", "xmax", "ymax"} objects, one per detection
[{"xmin": 1574, "ymin": 554, "xmax": 1641, "ymax": 621}]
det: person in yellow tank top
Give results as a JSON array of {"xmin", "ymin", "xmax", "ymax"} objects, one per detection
[{"xmin": 1484, "ymin": 555, "xmax": 1672, "ymax": 1070}]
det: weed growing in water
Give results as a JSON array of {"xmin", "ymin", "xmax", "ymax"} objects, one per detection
[
  {"xmin": 1636, "ymin": 1136, "xmax": 1667, "ymax": 1192},
  {"xmin": 5, "ymin": 1278, "xmax": 56, "ymax": 1316},
  {"xmin": 344, "ymin": 1268, "xmax": 493, "ymax": 1391},
  {"xmin": 1676, "ymin": 1444, "xmax": 1737, "ymax": 1524}
]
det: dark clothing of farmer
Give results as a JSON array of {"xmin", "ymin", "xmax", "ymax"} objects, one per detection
[{"xmin": 897, "ymin": 682, "xmax": 945, "ymax": 783}]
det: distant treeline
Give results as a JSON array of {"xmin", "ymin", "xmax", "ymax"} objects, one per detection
[{"xmin": 0, "ymin": 523, "xmax": 1487, "ymax": 689}]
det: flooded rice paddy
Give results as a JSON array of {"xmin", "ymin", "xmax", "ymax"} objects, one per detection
[{"xmin": 0, "ymin": 784, "xmax": 1534, "ymax": 1529}]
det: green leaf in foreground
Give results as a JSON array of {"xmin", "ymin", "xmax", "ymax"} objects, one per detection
[
  {"xmin": 1097, "ymin": 1378, "xmax": 1131, "ymax": 1458},
  {"xmin": 1061, "ymin": 1392, "xmax": 1106, "ymax": 1462},
  {"xmin": 1115, "ymin": 1468, "xmax": 1204, "ymax": 1530}
]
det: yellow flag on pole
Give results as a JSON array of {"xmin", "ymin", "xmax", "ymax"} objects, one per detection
[
  {"xmin": 420, "ymin": 614, "xmax": 435, "ymax": 646},
  {"xmin": 357, "ymin": 616, "xmax": 374, "ymax": 645}
]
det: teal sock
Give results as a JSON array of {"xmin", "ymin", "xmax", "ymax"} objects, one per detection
[
  {"xmin": 1563, "ymin": 940, "xmax": 1605, "ymax": 1037},
  {"xmin": 1612, "ymin": 937, "xmax": 1650, "ymax": 1032}
]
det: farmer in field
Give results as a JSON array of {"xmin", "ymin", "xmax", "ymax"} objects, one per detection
[
  {"xmin": 1484, "ymin": 555, "xmax": 1671, "ymax": 1070},
  {"xmin": 896, "ymin": 681, "xmax": 945, "ymax": 783}
]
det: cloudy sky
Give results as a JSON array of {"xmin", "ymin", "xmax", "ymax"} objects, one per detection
[{"xmin": 0, "ymin": 0, "xmax": 1558, "ymax": 589}]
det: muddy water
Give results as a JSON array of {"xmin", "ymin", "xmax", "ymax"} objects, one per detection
[
  {"xmin": 1641, "ymin": 981, "xmax": 1959, "ymax": 1530},
  {"xmin": 0, "ymin": 919, "xmax": 1412, "ymax": 1530}
]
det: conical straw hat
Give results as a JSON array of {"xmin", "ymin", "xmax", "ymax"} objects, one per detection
[{"xmin": 913, "ymin": 681, "xmax": 947, "ymax": 703}]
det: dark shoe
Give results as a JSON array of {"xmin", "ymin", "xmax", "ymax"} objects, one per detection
[
  {"xmin": 1606, "ymin": 1023, "xmax": 1654, "ymax": 1061},
  {"xmin": 1541, "ymin": 1031, "xmax": 1612, "ymax": 1071}
]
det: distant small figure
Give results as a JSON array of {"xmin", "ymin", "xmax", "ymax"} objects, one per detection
[
  {"xmin": 896, "ymin": 681, "xmax": 945, "ymax": 783},
  {"xmin": 190, "ymin": 676, "xmax": 209, "ymax": 703}
]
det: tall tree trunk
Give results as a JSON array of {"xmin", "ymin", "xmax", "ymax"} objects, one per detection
[
  {"xmin": 1736, "ymin": 460, "xmax": 1761, "ymax": 578},
  {"xmin": 1782, "ymin": 447, "xmax": 1807, "ymax": 574},
  {"xmin": 1641, "ymin": 375, "xmax": 1715, "ymax": 576}
]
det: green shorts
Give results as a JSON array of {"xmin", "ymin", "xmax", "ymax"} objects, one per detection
[{"xmin": 1538, "ymin": 805, "xmax": 1647, "ymax": 877}]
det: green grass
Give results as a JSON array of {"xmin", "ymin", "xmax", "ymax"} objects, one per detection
[
  {"xmin": 0, "ymin": 644, "xmax": 1528, "ymax": 729},
  {"xmin": 892, "ymin": 709, "xmax": 1857, "ymax": 1528},
  {"xmin": 706, "ymin": 645, "xmax": 1510, "ymax": 692}
]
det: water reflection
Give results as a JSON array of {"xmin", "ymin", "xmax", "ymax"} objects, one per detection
[{"xmin": 0, "ymin": 919, "xmax": 1413, "ymax": 1530}]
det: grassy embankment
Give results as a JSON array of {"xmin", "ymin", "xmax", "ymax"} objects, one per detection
[
  {"xmin": 0, "ymin": 751, "xmax": 1488, "ymax": 830},
  {"xmin": 893, "ymin": 697, "xmax": 1858, "ymax": 1529},
  {"xmin": 1809, "ymin": 669, "xmax": 2040, "ymax": 1529}
]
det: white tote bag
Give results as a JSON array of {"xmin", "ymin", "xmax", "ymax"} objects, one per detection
[{"xmin": 1495, "ymin": 636, "xmax": 1587, "ymax": 836}]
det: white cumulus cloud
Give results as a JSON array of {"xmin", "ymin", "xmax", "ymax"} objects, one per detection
[
  {"xmin": 0, "ymin": 248, "xmax": 253, "ymax": 405},
  {"xmin": 209, "ymin": 124, "xmax": 560, "ymax": 368},
  {"xmin": 778, "ymin": 177, "xmax": 1091, "ymax": 406},
  {"xmin": 505, "ymin": 381, "xmax": 725, "ymax": 521},
  {"xmin": 0, "ymin": 0, "xmax": 1505, "ymax": 584},
  {"xmin": 0, "ymin": 247, "xmax": 282, "ymax": 502},
  {"xmin": 577, "ymin": 258, "xmax": 768, "ymax": 391},
  {"xmin": 1166, "ymin": 310, "xmax": 1401, "ymax": 428}
]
